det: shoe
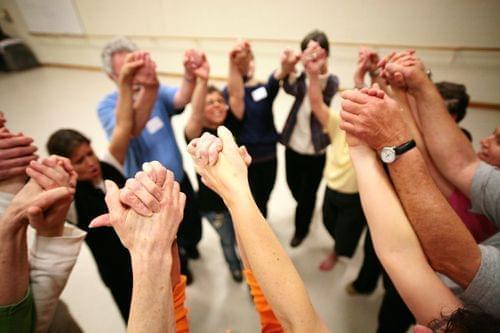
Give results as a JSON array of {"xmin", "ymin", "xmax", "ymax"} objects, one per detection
[
  {"xmin": 290, "ymin": 234, "xmax": 305, "ymax": 247},
  {"xmin": 231, "ymin": 270, "xmax": 243, "ymax": 283},
  {"xmin": 345, "ymin": 282, "xmax": 373, "ymax": 296},
  {"xmin": 185, "ymin": 247, "xmax": 200, "ymax": 260},
  {"xmin": 319, "ymin": 252, "xmax": 338, "ymax": 271}
]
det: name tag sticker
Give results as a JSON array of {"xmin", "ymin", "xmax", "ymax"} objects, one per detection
[
  {"xmin": 251, "ymin": 87, "xmax": 268, "ymax": 102},
  {"xmin": 146, "ymin": 116, "xmax": 164, "ymax": 134}
]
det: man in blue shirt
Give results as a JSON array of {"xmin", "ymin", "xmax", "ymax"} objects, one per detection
[{"xmin": 97, "ymin": 37, "xmax": 202, "ymax": 283}]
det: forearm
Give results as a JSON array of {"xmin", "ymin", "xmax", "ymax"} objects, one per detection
[
  {"xmin": 412, "ymin": 81, "xmax": 479, "ymax": 196},
  {"xmin": 0, "ymin": 224, "xmax": 29, "ymax": 305},
  {"xmin": 308, "ymin": 75, "xmax": 329, "ymax": 128},
  {"xmin": 227, "ymin": 63, "xmax": 245, "ymax": 119},
  {"xmin": 388, "ymin": 148, "xmax": 480, "ymax": 288},
  {"xmin": 225, "ymin": 187, "xmax": 326, "ymax": 333},
  {"xmin": 174, "ymin": 76, "xmax": 196, "ymax": 109},
  {"xmin": 129, "ymin": 255, "xmax": 175, "ymax": 333},
  {"xmin": 350, "ymin": 146, "xmax": 462, "ymax": 324},
  {"xmin": 109, "ymin": 84, "xmax": 134, "ymax": 165},
  {"xmin": 185, "ymin": 78, "xmax": 207, "ymax": 140},
  {"xmin": 132, "ymin": 85, "xmax": 159, "ymax": 136},
  {"xmin": 392, "ymin": 88, "xmax": 454, "ymax": 198}
]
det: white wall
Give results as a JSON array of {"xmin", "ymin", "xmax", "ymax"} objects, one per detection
[{"xmin": 1, "ymin": 0, "xmax": 499, "ymax": 144}]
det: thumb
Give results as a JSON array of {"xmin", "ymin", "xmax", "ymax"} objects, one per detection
[
  {"xmin": 32, "ymin": 187, "xmax": 74, "ymax": 212},
  {"xmin": 89, "ymin": 214, "xmax": 112, "ymax": 228},
  {"xmin": 217, "ymin": 126, "xmax": 238, "ymax": 151},
  {"xmin": 27, "ymin": 206, "xmax": 44, "ymax": 227},
  {"xmin": 104, "ymin": 180, "xmax": 124, "ymax": 221}
]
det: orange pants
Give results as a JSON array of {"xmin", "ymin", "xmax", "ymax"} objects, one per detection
[{"xmin": 244, "ymin": 269, "xmax": 284, "ymax": 333}]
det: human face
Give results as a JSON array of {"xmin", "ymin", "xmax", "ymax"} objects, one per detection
[
  {"xmin": 70, "ymin": 143, "xmax": 101, "ymax": 182},
  {"xmin": 110, "ymin": 51, "xmax": 129, "ymax": 82},
  {"xmin": 203, "ymin": 92, "xmax": 228, "ymax": 128},
  {"xmin": 478, "ymin": 126, "xmax": 500, "ymax": 167}
]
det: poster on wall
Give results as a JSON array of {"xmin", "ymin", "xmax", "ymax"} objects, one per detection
[{"xmin": 15, "ymin": 0, "xmax": 85, "ymax": 35}]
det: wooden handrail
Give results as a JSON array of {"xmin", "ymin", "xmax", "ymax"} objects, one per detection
[
  {"xmin": 30, "ymin": 32, "xmax": 500, "ymax": 53},
  {"xmin": 41, "ymin": 62, "xmax": 500, "ymax": 111}
]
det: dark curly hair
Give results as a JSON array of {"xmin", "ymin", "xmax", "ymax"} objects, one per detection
[{"xmin": 428, "ymin": 306, "xmax": 500, "ymax": 332}]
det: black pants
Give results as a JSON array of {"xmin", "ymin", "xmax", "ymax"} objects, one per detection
[
  {"xmin": 322, "ymin": 188, "xmax": 366, "ymax": 257},
  {"xmin": 84, "ymin": 229, "xmax": 132, "ymax": 322},
  {"xmin": 285, "ymin": 148, "xmax": 325, "ymax": 237},
  {"xmin": 177, "ymin": 173, "xmax": 202, "ymax": 250},
  {"xmin": 248, "ymin": 157, "xmax": 277, "ymax": 218},
  {"xmin": 352, "ymin": 231, "xmax": 382, "ymax": 293},
  {"xmin": 377, "ymin": 271, "xmax": 416, "ymax": 333}
]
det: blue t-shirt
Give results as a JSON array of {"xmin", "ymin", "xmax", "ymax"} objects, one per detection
[{"xmin": 97, "ymin": 85, "xmax": 184, "ymax": 180}]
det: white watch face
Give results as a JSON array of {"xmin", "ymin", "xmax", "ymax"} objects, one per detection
[{"xmin": 380, "ymin": 147, "xmax": 396, "ymax": 163}]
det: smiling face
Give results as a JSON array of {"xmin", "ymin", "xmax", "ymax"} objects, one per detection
[
  {"xmin": 478, "ymin": 126, "xmax": 500, "ymax": 167},
  {"xmin": 203, "ymin": 90, "xmax": 228, "ymax": 128},
  {"xmin": 70, "ymin": 143, "xmax": 101, "ymax": 182}
]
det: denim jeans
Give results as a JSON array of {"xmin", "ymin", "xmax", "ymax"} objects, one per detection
[{"xmin": 203, "ymin": 211, "xmax": 242, "ymax": 272}]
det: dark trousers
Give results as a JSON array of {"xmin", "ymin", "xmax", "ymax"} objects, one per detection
[
  {"xmin": 352, "ymin": 231, "xmax": 415, "ymax": 332},
  {"xmin": 352, "ymin": 231, "xmax": 382, "ymax": 293},
  {"xmin": 285, "ymin": 148, "xmax": 326, "ymax": 237},
  {"xmin": 322, "ymin": 187, "xmax": 366, "ymax": 257},
  {"xmin": 177, "ymin": 173, "xmax": 202, "ymax": 276},
  {"xmin": 377, "ymin": 271, "xmax": 416, "ymax": 333},
  {"xmin": 248, "ymin": 157, "xmax": 277, "ymax": 218},
  {"xmin": 177, "ymin": 173, "xmax": 202, "ymax": 250}
]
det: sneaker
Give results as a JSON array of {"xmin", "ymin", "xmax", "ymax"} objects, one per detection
[
  {"xmin": 231, "ymin": 270, "xmax": 243, "ymax": 283},
  {"xmin": 319, "ymin": 252, "xmax": 338, "ymax": 271}
]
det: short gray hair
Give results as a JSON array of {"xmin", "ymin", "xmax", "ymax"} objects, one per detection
[{"xmin": 101, "ymin": 36, "xmax": 138, "ymax": 75}]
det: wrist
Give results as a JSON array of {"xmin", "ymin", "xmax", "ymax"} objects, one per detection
[
  {"xmin": 36, "ymin": 223, "xmax": 65, "ymax": 237},
  {"xmin": 184, "ymin": 72, "xmax": 195, "ymax": 83},
  {"xmin": 222, "ymin": 182, "xmax": 253, "ymax": 209}
]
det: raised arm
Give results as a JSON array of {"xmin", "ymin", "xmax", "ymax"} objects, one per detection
[
  {"xmin": 92, "ymin": 162, "xmax": 185, "ymax": 333},
  {"xmin": 174, "ymin": 49, "xmax": 203, "ymax": 109},
  {"xmin": 340, "ymin": 88, "xmax": 480, "ymax": 289},
  {"xmin": 187, "ymin": 127, "xmax": 329, "ymax": 333},
  {"xmin": 185, "ymin": 53, "xmax": 210, "ymax": 141},
  {"xmin": 129, "ymin": 51, "xmax": 160, "ymax": 136},
  {"xmin": 227, "ymin": 41, "xmax": 250, "ymax": 120},
  {"xmin": 348, "ymin": 142, "xmax": 462, "ymax": 325},
  {"xmin": 304, "ymin": 48, "xmax": 329, "ymax": 128},
  {"xmin": 109, "ymin": 53, "xmax": 144, "ymax": 164},
  {"xmin": 384, "ymin": 56, "xmax": 479, "ymax": 197}
]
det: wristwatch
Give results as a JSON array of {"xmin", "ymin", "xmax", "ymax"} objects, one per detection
[{"xmin": 380, "ymin": 140, "xmax": 416, "ymax": 163}]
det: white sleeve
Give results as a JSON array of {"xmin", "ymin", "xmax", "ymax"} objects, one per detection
[
  {"xmin": 101, "ymin": 151, "xmax": 125, "ymax": 176},
  {"xmin": 28, "ymin": 223, "xmax": 86, "ymax": 333}
]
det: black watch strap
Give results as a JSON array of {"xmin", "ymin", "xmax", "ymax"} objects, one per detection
[{"xmin": 394, "ymin": 139, "xmax": 416, "ymax": 156}]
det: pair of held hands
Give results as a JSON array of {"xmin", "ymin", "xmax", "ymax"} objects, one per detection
[
  {"xmin": 280, "ymin": 40, "xmax": 327, "ymax": 77},
  {"xmin": 0, "ymin": 112, "xmax": 38, "ymax": 181},
  {"xmin": 341, "ymin": 50, "xmax": 430, "ymax": 150},
  {"xmin": 3, "ymin": 155, "xmax": 77, "ymax": 237},
  {"xmin": 117, "ymin": 49, "xmax": 209, "ymax": 88}
]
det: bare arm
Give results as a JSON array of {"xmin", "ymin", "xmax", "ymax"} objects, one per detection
[
  {"xmin": 349, "ymin": 144, "xmax": 462, "ymax": 325},
  {"xmin": 173, "ymin": 76, "xmax": 196, "ymax": 110},
  {"xmin": 185, "ymin": 54, "xmax": 210, "ymax": 141},
  {"xmin": 340, "ymin": 88, "xmax": 481, "ymax": 289},
  {"xmin": 305, "ymin": 47, "xmax": 329, "ymax": 127},
  {"xmin": 227, "ymin": 60, "xmax": 245, "ymax": 120},
  {"xmin": 391, "ymin": 87, "xmax": 455, "ymax": 198},
  {"xmin": 386, "ymin": 58, "xmax": 479, "ymax": 197},
  {"xmin": 188, "ymin": 128, "xmax": 329, "ymax": 333}
]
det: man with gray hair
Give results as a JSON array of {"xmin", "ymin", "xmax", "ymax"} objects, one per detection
[{"xmin": 97, "ymin": 36, "xmax": 203, "ymax": 283}]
